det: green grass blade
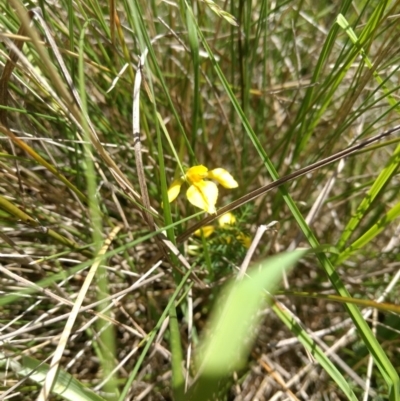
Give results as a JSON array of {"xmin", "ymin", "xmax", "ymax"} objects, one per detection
[
  {"xmin": 296, "ymin": 2, "xmax": 390, "ymax": 156},
  {"xmin": 336, "ymin": 200, "xmax": 400, "ymax": 265},
  {"xmin": 187, "ymin": 250, "xmax": 305, "ymax": 401},
  {"xmin": 186, "ymin": 1, "xmax": 200, "ymax": 159},
  {"xmin": 289, "ymin": 0, "xmax": 353, "ymax": 158},
  {"xmin": 0, "ymin": 213, "xmax": 199, "ymax": 309},
  {"xmin": 118, "ymin": 267, "xmax": 194, "ymax": 401},
  {"xmin": 123, "ymin": 0, "xmax": 195, "ymax": 161},
  {"xmin": 271, "ymin": 300, "xmax": 359, "ymax": 401},
  {"xmin": 169, "ymin": 304, "xmax": 185, "ymax": 401},
  {"xmin": 4, "ymin": 355, "xmax": 107, "ymax": 401}
]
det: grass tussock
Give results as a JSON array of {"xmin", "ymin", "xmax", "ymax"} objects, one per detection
[{"xmin": 1, "ymin": 0, "xmax": 400, "ymax": 400}]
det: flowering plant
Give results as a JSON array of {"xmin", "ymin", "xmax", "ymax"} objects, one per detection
[
  {"xmin": 195, "ymin": 212, "xmax": 251, "ymax": 248},
  {"xmin": 167, "ymin": 165, "xmax": 238, "ymax": 213}
]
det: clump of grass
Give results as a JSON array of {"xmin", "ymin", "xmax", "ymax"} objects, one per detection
[{"xmin": 1, "ymin": 0, "xmax": 400, "ymax": 400}]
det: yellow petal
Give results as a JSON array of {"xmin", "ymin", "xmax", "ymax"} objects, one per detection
[
  {"xmin": 194, "ymin": 225, "xmax": 215, "ymax": 238},
  {"xmin": 167, "ymin": 178, "xmax": 184, "ymax": 203},
  {"xmin": 237, "ymin": 233, "xmax": 252, "ymax": 248},
  {"xmin": 208, "ymin": 168, "xmax": 238, "ymax": 188},
  {"xmin": 185, "ymin": 165, "xmax": 209, "ymax": 183},
  {"xmin": 186, "ymin": 181, "xmax": 218, "ymax": 213},
  {"xmin": 218, "ymin": 212, "xmax": 236, "ymax": 227}
]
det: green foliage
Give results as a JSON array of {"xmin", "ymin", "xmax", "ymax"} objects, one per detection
[
  {"xmin": 187, "ymin": 251, "xmax": 305, "ymax": 401},
  {"xmin": 189, "ymin": 207, "xmax": 252, "ymax": 281},
  {"xmin": 1, "ymin": 0, "xmax": 400, "ymax": 400},
  {"xmin": 1, "ymin": 354, "xmax": 107, "ymax": 401}
]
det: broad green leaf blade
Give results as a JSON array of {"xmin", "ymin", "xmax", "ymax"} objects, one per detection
[{"xmin": 188, "ymin": 250, "xmax": 304, "ymax": 401}]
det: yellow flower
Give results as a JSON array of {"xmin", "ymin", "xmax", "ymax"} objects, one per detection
[
  {"xmin": 194, "ymin": 225, "xmax": 215, "ymax": 238},
  {"xmin": 167, "ymin": 165, "xmax": 238, "ymax": 213},
  {"xmin": 194, "ymin": 212, "xmax": 236, "ymax": 238},
  {"xmin": 194, "ymin": 212, "xmax": 251, "ymax": 248},
  {"xmin": 218, "ymin": 212, "xmax": 236, "ymax": 226},
  {"xmin": 236, "ymin": 232, "xmax": 252, "ymax": 248}
]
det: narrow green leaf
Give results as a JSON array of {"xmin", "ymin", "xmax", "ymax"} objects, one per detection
[
  {"xmin": 169, "ymin": 304, "xmax": 185, "ymax": 401},
  {"xmin": 271, "ymin": 301, "xmax": 359, "ymax": 401},
  {"xmin": 336, "ymin": 200, "xmax": 400, "ymax": 264},
  {"xmin": 187, "ymin": 251, "xmax": 304, "ymax": 401},
  {"xmin": 6, "ymin": 355, "xmax": 107, "ymax": 401}
]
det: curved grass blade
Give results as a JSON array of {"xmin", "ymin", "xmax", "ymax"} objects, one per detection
[
  {"xmin": 187, "ymin": 251, "xmax": 305, "ymax": 401},
  {"xmin": 281, "ymin": 291, "xmax": 400, "ymax": 314},
  {"xmin": 336, "ymin": 200, "xmax": 400, "ymax": 265},
  {"xmin": 186, "ymin": 1, "xmax": 200, "ymax": 160},
  {"xmin": 0, "ymin": 125, "xmax": 87, "ymax": 204},
  {"xmin": 169, "ymin": 303, "xmax": 185, "ymax": 401},
  {"xmin": 270, "ymin": 298, "xmax": 359, "ymax": 401},
  {"xmin": 187, "ymin": 251, "xmax": 360, "ymax": 401},
  {"xmin": 0, "ymin": 194, "xmax": 92, "ymax": 257},
  {"xmin": 4, "ymin": 354, "xmax": 107, "ymax": 401}
]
